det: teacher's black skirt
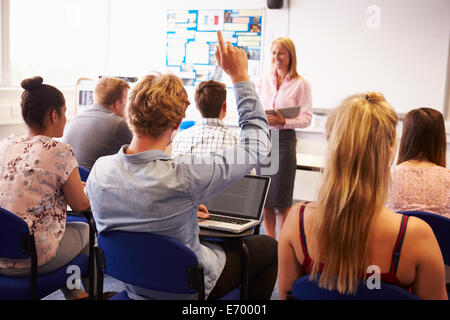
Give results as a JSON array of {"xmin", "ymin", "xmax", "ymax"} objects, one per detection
[{"xmin": 257, "ymin": 129, "xmax": 297, "ymax": 208}]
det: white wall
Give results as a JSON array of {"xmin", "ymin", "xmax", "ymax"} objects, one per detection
[{"xmin": 288, "ymin": 0, "xmax": 450, "ymax": 114}]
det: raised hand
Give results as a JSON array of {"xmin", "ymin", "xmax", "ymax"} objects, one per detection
[{"xmin": 215, "ymin": 31, "xmax": 249, "ymax": 83}]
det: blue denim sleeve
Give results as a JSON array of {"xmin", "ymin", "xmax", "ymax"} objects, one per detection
[{"xmin": 176, "ymin": 80, "xmax": 271, "ymax": 204}]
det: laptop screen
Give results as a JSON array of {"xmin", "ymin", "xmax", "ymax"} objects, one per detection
[{"xmin": 203, "ymin": 175, "xmax": 270, "ymax": 220}]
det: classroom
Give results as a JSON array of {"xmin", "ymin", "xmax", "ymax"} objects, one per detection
[{"xmin": 0, "ymin": 0, "xmax": 449, "ymax": 306}]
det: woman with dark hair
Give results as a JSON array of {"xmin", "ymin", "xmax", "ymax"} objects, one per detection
[
  {"xmin": 0, "ymin": 77, "xmax": 90, "ymax": 299},
  {"xmin": 387, "ymin": 108, "xmax": 449, "ymax": 218}
]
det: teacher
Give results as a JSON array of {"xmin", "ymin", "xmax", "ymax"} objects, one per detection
[{"xmin": 256, "ymin": 37, "xmax": 312, "ymax": 239}]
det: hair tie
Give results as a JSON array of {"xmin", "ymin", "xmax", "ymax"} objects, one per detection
[{"xmin": 365, "ymin": 94, "xmax": 371, "ymax": 103}]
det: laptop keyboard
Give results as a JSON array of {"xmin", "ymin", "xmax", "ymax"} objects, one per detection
[{"xmin": 208, "ymin": 214, "xmax": 251, "ymax": 225}]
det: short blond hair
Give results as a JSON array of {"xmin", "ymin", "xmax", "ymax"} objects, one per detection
[
  {"xmin": 271, "ymin": 37, "xmax": 301, "ymax": 80},
  {"xmin": 94, "ymin": 77, "xmax": 130, "ymax": 106},
  {"xmin": 127, "ymin": 74, "xmax": 189, "ymax": 137}
]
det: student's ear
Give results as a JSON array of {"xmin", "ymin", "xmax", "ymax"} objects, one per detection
[
  {"xmin": 221, "ymin": 101, "xmax": 227, "ymax": 118},
  {"xmin": 112, "ymin": 100, "xmax": 120, "ymax": 113},
  {"xmin": 50, "ymin": 109, "xmax": 58, "ymax": 124}
]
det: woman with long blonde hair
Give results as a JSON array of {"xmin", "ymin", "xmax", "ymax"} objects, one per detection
[{"xmin": 278, "ymin": 92, "xmax": 447, "ymax": 299}]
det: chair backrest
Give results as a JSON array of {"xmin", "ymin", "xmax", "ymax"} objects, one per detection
[
  {"xmin": 397, "ymin": 210, "xmax": 450, "ymax": 265},
  {"xmin": 179, "ymin": 120, "xmax": 196, "ymax": 131},
  {"xmin": 291, "ymin": 275, "xmax": 420, "ymax": 300},
  {"xmin": 97, "ymin": 231, "xmax": 204, "ymax": 297},
  {"xmin": 78, "ymin": 165, "xmax": 90, "ymax": 182},
  {"xmin": 0, "ymin": 206, "xmax": 32, "ymax": 259}
]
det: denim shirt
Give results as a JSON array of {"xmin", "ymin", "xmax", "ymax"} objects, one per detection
[{"xmin": 85, "ymin": 81, "xmax": 270, "ymax": 298}]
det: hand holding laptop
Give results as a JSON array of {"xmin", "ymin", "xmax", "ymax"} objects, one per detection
[
  {"xmin": 265, "ymin": 106, "xmax": 301, "ymax": 125},
  {"xmin": 265, "ymin": 109, "xmax": 286, "ymax": 126}
]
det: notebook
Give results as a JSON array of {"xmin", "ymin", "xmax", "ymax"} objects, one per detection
[{"xmin": 198, "ymin": 175, "xmax": 271, "ymax": 233}]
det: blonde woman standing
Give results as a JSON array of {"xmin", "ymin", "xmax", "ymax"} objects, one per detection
[
  {"xmin": 278, "ymin": 93, "xmax": 447, "ymax": 300},
  {"xmin": 256, "ymin": 37, "xmax": 312, "ymax": 239}
]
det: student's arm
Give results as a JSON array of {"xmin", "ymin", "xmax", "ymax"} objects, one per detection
[
  {"xmin": 278, "ymin": 204, "xmax": 305, "ymax": 299},
  {"xmin": 62, "ymin": 168, "xmax": 90, "ymax": 212},
  {"xmin": 408, "ymin": 217, "xmax": 447, "ymax": 300},
  {"xmin": 176, "ymin": 31, "xmax": 270, "ymax": 203}
]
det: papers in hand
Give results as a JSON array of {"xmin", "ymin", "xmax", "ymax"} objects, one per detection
[{"xmin": 265, "ymin": 106, "xmax": 301, "ymax": 118}]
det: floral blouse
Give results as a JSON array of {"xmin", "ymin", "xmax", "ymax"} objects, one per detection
[
  {"xmin": 386, "ymin": 165, "xmax": 450, "ymax": 218},
  {"xmin": 0, "ymin": 134, "xmax": 78, "ymax": 268}
]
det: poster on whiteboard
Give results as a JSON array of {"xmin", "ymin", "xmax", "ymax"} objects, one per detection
[{"xmin": 166, "ymin": 9, "xmax": 264, "ymax": 88}]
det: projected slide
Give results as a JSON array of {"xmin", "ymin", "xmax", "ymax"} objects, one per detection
[{"xmin": 166, "ymin": 9, "xmax": 264, "ymax": 88}]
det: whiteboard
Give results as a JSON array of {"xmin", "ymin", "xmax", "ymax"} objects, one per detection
[{"xmin": 288, "ymin": 0, "xmax": 450, "ymax": 114}]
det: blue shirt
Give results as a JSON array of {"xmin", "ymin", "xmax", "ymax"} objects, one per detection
[{"xmin": 85, "ymin": 81, "xmax": 270, "ymax": 298}]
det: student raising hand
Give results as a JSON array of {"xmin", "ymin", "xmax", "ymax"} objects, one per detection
[{"xmin": 215, "ymin": 31, "xmax": 249, "ymax": 83}]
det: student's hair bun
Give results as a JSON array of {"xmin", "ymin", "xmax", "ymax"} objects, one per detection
[{"xmin": 21, "ymin": 76, "xmax": 44, "ymax": 91}]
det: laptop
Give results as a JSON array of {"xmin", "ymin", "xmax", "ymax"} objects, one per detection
[{"xmin": 198, "ymin": 175, "xmax": 271, "ymax": 233}]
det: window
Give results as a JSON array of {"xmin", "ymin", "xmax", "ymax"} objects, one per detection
[
  {"xmin": 7, "ymin": 0, "xmax": 109, "ymax": 86},
  {"xmin": 2, "ymin": 0, "xmax": 170, "ymax": 87}
]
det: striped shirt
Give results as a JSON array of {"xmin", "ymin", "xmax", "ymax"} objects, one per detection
[{"xmin": 172, "ymin": 118, "xmax": 240, "ymax": 158}]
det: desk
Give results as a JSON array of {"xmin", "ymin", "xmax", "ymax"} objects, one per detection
[
  {"xmin": 296, "ymin": 153, "xmax": 325, "ymax": 172},
  {"xmin": 199, "ymin": 227, "xmax": 254, "ymax": 238},
  {"xmin": 199, "ymin": 227, "xmax": 253, "ymax": 300}
]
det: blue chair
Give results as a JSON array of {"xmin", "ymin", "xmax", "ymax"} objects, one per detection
[
  {"xmin": 68, "ymin": 164, "xmax": 94, "ymax": 227},
  {"xmin": 288, "ymin": 275, "xmax": 420, "ymax": 300},
  {"xmin": 0, "ymin": 206, "xmax": 93, "ymax": 300},
  {"xmin": 179, "ymin": 120, "xmax": 196, "ymax": 131},
  {"xmin": 95, "ymin": 231, "xmax": 242, "ymax": 300},
  {"xmin": 78, "ymin": 165, "xmax": 90, "ymax": 182},
  {"xmin": 397, "ymin": 211, "xmax": 450, "ymax": 266}
]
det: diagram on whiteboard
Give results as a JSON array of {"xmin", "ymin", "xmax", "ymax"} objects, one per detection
[{"xmin": 166, "ymin": 9, "xmax": 264, "ymax": 88}]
